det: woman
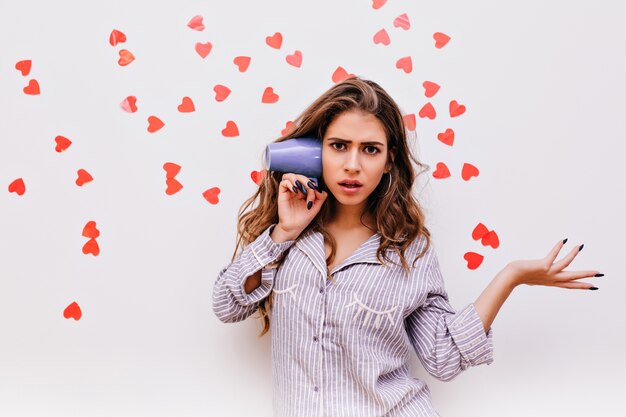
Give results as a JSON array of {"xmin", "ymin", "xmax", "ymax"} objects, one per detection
[{"xmin": 212, "ymin": 77, "xmax": 601, "ymax": 416}]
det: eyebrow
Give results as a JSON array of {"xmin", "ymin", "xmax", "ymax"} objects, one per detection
[{"xmin": 326, "ymin": 137, "xmax": 385, "ymax": 147}]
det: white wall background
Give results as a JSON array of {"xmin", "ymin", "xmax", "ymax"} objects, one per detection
[{"xmin": 1, "ymin": 0, "xmax": 624, "ymax": 416}]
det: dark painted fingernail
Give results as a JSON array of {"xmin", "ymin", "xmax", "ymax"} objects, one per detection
[
  {"xmin": 562, "ymin": 238, "xmax": 568, "ymax": 244},
  {"xmin": 589, "ymin": 286, "xmax": 599, "ymax": 290},
  {"xmin": 292, "ymin": 185, "xmax": 298, "ymax": 193},
  {"xmin": 594, "ymin": 273, "xmax": 604, "ymax": 277},
  {"xmin": 307, "ymin": 180, "xmax": 319, "ymax": 191},
  {"xmin": 307, "ymin": 201, "xmax": 313, "ymax": 210},
  {"xmin": 578, "ymin": 244, "xmax": 584, "ymax": 251},
  {"xmin": 295, "ymin": 180, "xmax": 307, "ymax": 195}
]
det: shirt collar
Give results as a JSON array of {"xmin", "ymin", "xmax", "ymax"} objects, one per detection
[{"xmin": 295, "ymin": 228, "xmax": 383, "ymax": 277}]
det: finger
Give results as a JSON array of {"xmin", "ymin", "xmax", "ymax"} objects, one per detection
[
  {"xmin": 279, "ymin": 178, "xmax": 299, "ymax": 195},
  {"xmin": 551, "ymin": 244, "xmax": 583, "ymax": 273},
  {"xmin": 545, "ymin": 238, "xmax": 567, "ymax": 265},
  {"xmin": 553, "ymin": 270, "xmax": 603, "ymax": 282},
  {"xmin": 294, "ymin": 179, "xmax": 308, "ymax": 196},
  {"xmin": 551, "ymin": 281, "xmax": 598, "ymax": 290}
]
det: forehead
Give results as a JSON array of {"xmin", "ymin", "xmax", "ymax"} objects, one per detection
[{"xmin": 323, "ymin": 110, "xmax": 387, "ymax": 145}]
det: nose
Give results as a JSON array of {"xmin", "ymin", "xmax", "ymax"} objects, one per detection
[{"xmin": 344, "ymin": 148, "xmax": 362, "ymax": 172}]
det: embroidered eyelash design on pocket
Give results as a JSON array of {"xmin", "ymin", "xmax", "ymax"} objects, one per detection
[
  {"xmin": 345, "ymin": 291, "xmax": 398, "ymax": 329},
  {"xmin": 272, "ymin": 283, "xmax": 298, "ymax": 301}
]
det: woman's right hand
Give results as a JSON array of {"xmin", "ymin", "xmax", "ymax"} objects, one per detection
[{"xmin": 275, "ymin": 173, "xmax": 328, "ymax": 239}]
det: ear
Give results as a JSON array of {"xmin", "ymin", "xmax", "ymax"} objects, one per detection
[{"xmin": 385, "ymin": 147, "xmax": 396, "ymax": 173}]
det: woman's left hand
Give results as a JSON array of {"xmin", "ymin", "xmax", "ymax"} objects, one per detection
[{"xmin": 505, "ymin": 239, "xmax": 603, "ymax": 290}]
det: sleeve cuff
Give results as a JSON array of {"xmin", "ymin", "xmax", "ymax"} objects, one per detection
[{"xmin": 448, "ymin": 303, "xmax": 494, "ymax": 367}]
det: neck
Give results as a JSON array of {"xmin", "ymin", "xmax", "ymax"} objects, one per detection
[{"xmin": 328, "ymin": 200, "xmax": 376, "ymax": 231}]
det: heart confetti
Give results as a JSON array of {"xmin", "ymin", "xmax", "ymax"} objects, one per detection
[
  {"xmin": 82, "ymin": 221, "xmax": 100, "ymax": 239},
  {"xmin": 163, "ymin": 162, "xmax": 181, "ymax": 179},
  {"xmin": 332, "ymin": 66, "xmax": 355, "ymax": 83},
  {"xmin": 422, "ymin": 81, "xmax": 440, "ymax": 98},
  {"xmin": 118, "ymin": 49, "xmax": 135, "ymax": 66},
  {"xmin": 433, "ymin": 32, "xmax": 451, "ymax": 48},
  {"xmin": 372, "ymin": 0, "xmax": 387, "ymax": 9},
  {"xmin": 251, "ymin": 170, "xmax": 265, "ymax": 185},
  {"xmin": 265, "ymin": 32, "xmax": 283, "ymax": 49},
  {"xmin": 393, "ymin": 13, "xmax": 410, "ymax": 30},
  {"xmin": 166, "ymin": 177, "xmax": 183, "ymax": 195},
  {"xmin": 262, "ymin": 87, "xmax": 279, "ymax": 104},
  {"xmin": 373, "ymin": 29, "xmax": 390, "ymax": 46},
  {"xmin": 195, "ymin": 42, "xmax": 213, "ymax": 58},
  {"xmin": 147, "ymin": 116, "xmax": 165, "ymax": 133},
  {"xmin": 437, "ymin": 128, "xmax": 454, "ymax": 146},
  {"xmin": 432, "ymin": 162, "xmax": 450, "ymax": 179},
  {"xmin": 395, "ymin": 56, "xmax": 412, "ymax": 73},
  {"xmin": 449, "ymin": 100, "xmax": 466, "ymax": 117},
  {"xmin": 222, "ymin": 121, "xmax": 239, "ymax": 137},
  {"xmin": 202, "ymin": 187, "xmax": 221, "ymax": 204},
  {"xmin": 120, "ymin": 96, "xmax": 138, "ymax": 113},
  {"xmin": 213, "ymin": 84, "xmax": 231, "ymax": 102},
  {"xmin": 463, "ymin": 252, "xmax": 484, "ymax": 270},
  {"xmin": 286, "ymin": 50, "xmax": 303, "ymax": 67},
  {"xmin": 54, "ymin": 135, "xmax": 72, "ymax": 152},
  {"xmin": 187, "ymin": 15, "xmax": 205, "ymax": 31},
  {"xmin": 418, "ymin": 102, "xmax": 436, "ymax": 119},
  {"xmin": 15, "ymin": 59, "xmax": 32, "ymax": 76},
  {"xmin": 233, "ymin": 56, "xmax": 251, "ymax": 72},
  {"xmin": 109, "ymin": 29, "xmax": 127, "ymax": 46},
  {"xmin": 177, "ymin": 96, "xmax": 195, "ymax": 113},
  {"xmin": 63, "ymin": 302, "xmax": 82, "ymax": 320},
  {"xmin": 281, "ymin": 121, "xmax": 294, "ymax": 136},
  {"xmin": 76, "ymin": 169, "xmax": 93, "ymax": 186},
  {"xmin": 82, "ymin": 238, "xmax": 100, "ymax": 256},
  {"xmin": 23, "ymin": 79, "xmax": 40, "ymax": 95},
  {"xmin": 481, "ymin": 230, "xmax": 500, "ymax": 249},
  {"xmin": 403, "ymin": 114, "xmax": 416, "ymax": 131},
  {"xmin": 8, "ymin": 178, "xmax": 26, "ymax": 195},
  {"xmin": 461, "ymin": 163, "xmax": 479, "ymax": 181}
]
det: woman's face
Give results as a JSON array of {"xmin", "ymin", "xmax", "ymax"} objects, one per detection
[{"xmin": 321, "ymin": 109, "xmax": 395, "ymax": 213}]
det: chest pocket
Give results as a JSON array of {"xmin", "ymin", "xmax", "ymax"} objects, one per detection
[{"xmin": 344, "ymin": 291, "xmax": 400, "ymax": 329}]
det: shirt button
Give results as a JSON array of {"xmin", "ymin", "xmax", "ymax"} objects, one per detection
[
  {"xmin": 313, "ymin": 386, "xmax": 319, "ymax": 392},
  {"xmin": 319, "ymin": 287, "xmax": 324, "ymax": 294},
  {"xmin": 313, "ymin": 336, "xmax": 318, "ymax": 342}
]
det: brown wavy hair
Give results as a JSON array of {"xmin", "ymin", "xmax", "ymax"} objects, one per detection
[{"xmin": 230, "ymin": 77, "xmax": 432, "ymax": 336}]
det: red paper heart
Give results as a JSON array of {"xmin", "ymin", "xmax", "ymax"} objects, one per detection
[
  {"xmin": 481, "ymin": 230, "xmax": 500, "ymax": 249},
  {"xmin": 177, "ymin": 96, "xmax": 195, "ymax": 113},
  {"xmin": 213, "ymin": 84, "xmax": 231, "ymax": 102},
  {"xmin": 166, "ymin": 178, "xmax": 183, "ymax": 195},
  {"xmin": 461, "ymin": 163, "xmax": 479, "ymax": 181},
  {"xmin": 8, "ymin": 178, "xmax": 26, "ymax": 195},
  {"xmin": 55, "ymin": 135, "xmax": 72, "ymax": 152},
  {"xmin": 286, "ymin": 50, "xmax": 303, "ymax": 67},
  {"xmin": 118, "ymin": 49, "xmax": 135, "ymax": 66},
  {"xmin": 372, "ymin": 0, "xmax": 387, "ymax": 9},
  {"xmin": 76, "ymin": 169, "xmax": 93, "ymax": 186},
  {"xmin": 163, "ymin": 162, "xmax": 181, "ymax": 179},
  {"xmin": 418, "ymin": 102, "xmax": 436, "ymax": 119},
  {"xmin": 222, "ymin": 121, "xmax": 239, "ymax": 137},
  {"xmin": 251, "ymin": 170, "xmax": 265, "ymax": 185},
  {"xmin": 202, "ymin": 187, "xmax": 221, "ymax": 204},
  {"xmin": 331, "ymin": 66, "xmax": 355, "ymax": 83},
  {"xmin": 423, "ymin": 81, "xmax": 440, "ymax": 98},
  {"xmin": 82, "ymin": 221, "xmax": 100, "ymax": 239},
  {"xmin": 233, "ymin": 56, "xmax": 251, "ymax": 72},
  {"xmin": 437, "ymin": 128, "xmax": 454, "ymax": 146},
  {"xmin": 265, "ymin": 32, "xmax": 283, "ymax": 49},
  {"xmin": 120, "ymin": 96, "xmax": 138, "ymax": 113},
  {"xmin": 463, "ymin": 252, "xmax": 484, "ymax": 270},
  {"xmin": 472, "ymin": 223, "xmax": 490, "ymax": 240},
  {"xmin": 147, "ymin": 116, "xmax": 165, "ymax": 133},
  {"xmin": 373, "ymin": 28, "xmax": 390, "ymax": 46},
  {"xmin": 262, "ymin": 87, "xmax": 279, "ymax": 104},
  {"xmin": 63, "ymin": 301, "xmax": 82, "ymax": 320},
  {"xmin": 393, "ymin": 13, "xmax": 410, "ymax": 30},
  {"xmin": 432, "ymin": 162, "xmax": 450, "ymax": 179},
  {"xmin": 403, "ymin": 114, "xmax": 416, "ymax": 131},
  {"xmin": 433, "ymin": 32, "xmax": 451, "ymax": 48},
  {"xmin": 195, "ymin": 42, "xmax": 212, "ymax": 58},
  {"xmin": 395, "ymin": 56, "xmax": 412, "ymax": 73},
  {"xmin": 281, "ymin": 121, "xmax": 295, "ymax": 136},
  {"xmin": 82, "ymin": 238, "xmax": 100, "ymax": 256},
  {"xmin": 109, "ymin": 29, "xmax": 126, "ymax": 46},
  {"xmin": 449, "ymin": 100, "xmax": 466, "ymax": 117},
  {"xmin": 187, "ymin": 15, "xmax": 205, "ymax": 31},
  {"xmin": 23, "ymin": 79, "xmax": 40, "ymax": 95},
  {"xmin": 15, "ymin": 59, "xmax": 32, "ymax": 76}
]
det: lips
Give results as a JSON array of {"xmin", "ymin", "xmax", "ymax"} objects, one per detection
[{"xmin": 339, "ymin": 179, "xmax": 362, "ymax": 187}]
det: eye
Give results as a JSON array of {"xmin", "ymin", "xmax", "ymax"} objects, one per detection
[
  {"xmin": 330, "ymin": 142, "xmax": 346, "ymax": 151},
  {"xmin": 364, "ymin": 146, "xmax": 380, "ymax": 155}
]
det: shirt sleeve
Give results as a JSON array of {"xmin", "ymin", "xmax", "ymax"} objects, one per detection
[
  {"xmin": 212, "ymin": 223, "xmax": 297, "ymax": 323},
  {"xmin": 404, "ymin": 250, "xmax": 494, "ymax": 381}
]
